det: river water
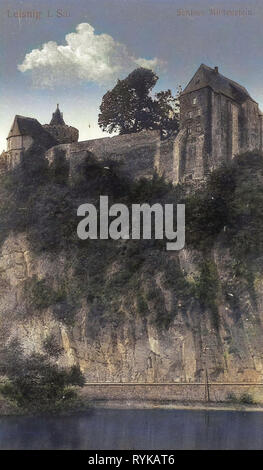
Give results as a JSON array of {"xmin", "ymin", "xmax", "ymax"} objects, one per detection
[{"xmin": 0, "ymin": 408, "xmax": 263, "ymax": 450}]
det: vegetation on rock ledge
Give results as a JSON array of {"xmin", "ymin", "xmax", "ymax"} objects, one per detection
[{"xmin": 0, "ymin": 147, "xmax": 262, "ymax": 333}]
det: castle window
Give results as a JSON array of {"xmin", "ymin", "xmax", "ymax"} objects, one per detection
[
  {"xmin": 193, "ymin": 98, "xmax": 197, "ymax": 105},
  {"xmin": 187, "ymin": 127, "xmax": 192, "ymax": 135},
  {"xmin": 188, "ymin": 111, "xmax": 193, "ymax": 118},
  {"xmin": 196, "ymin": 125, "xmax": 201, "ymax": 132},
  {"xmin": 196, "ymin": 108, "xmax": 201, "ymax": 116}
]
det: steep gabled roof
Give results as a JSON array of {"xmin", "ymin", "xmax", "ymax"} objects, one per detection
[
  {"xmin": 7, "ymin": 115, "xmax": 57, "ymax": 149},
  {"xmin": 181, "ymin": 64, "xmax": 254, "ymax": 103},
  {"xmin": 8, "ymin": 115, "xmax": 45, "ymax": 139}
]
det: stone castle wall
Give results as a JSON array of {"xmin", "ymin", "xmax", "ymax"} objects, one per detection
[
  {"xmin": 176, "ymin": 88, "xmax": 212, "ymax": 181},
  {"xmin": 211, "ymin": 92, "xmax": 232, "ymax": 168},
  {"xmin": 80, "ymin": 383, "xmax": 263, "ymax": 404},
  {"xmin": 240, "ymin": 99, "xmax": 262, "ymax": 152},
  {"xmin": 1, "ymin": 134, "xmax": 35, "ymax": 173},
  {"xmin": 46, "ymin": 130, "xmax": 175, "ymax": 183},
  {"xmin": 0, "ymin": 128, "xmax": 176, "ymax": 182}
]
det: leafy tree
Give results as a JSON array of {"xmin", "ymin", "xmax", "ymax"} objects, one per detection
[
  {"xmin": 153, "ymin": 89, "xmax": 180, "ymax": 137},
  {"xmin": 98, "ymin": 67, "xmax": 180, "ymax": 137}
]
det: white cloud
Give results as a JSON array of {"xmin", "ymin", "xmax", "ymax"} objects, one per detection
[{"xmin": 18, "ymin": 23, "xmax": 161, "ymax": 88}]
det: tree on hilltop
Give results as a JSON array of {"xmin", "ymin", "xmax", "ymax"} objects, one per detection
[{"xmin": 98, "ymin": 68, "xmax": 180, "ymax": 138}]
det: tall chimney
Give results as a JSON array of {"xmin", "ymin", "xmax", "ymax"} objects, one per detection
[{"xmin": 214, "ymin": 66, "xmax": 219, "ymax": 73}]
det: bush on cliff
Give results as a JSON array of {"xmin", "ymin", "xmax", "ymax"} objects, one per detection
[
  {"xmin": 185, "ymin": 152, "xmax": 263, "ymax": 261},
  {"xmin": 0, "ymin": 145, "xmax": 263, "ymax": 331}
]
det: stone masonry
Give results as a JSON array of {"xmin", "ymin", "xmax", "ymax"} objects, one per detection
[{"xmin": 173, "ymin": 64, "xmax": 263, "ymax": 183}]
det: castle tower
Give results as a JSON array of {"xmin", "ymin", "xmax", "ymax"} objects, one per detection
[
  {"xmin": 43, "ymin": 105, "xmax": 78, "ymax": 144},
  {"xmin": 173, "ymin": 64, "xmax": 263, "ymax": 183}
]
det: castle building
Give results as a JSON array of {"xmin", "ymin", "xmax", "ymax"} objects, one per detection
[
  {"xmin": 5, "ymin": 115, "xmax": 57, "ymax": 169},
  {"xmin": 173, "ymin": 64, "xmax": 263, "ymax": 183},
  {"xmin": 2, "ymin": 106, "xmax": 78, "ymax": 171},
  {"xmin": 2, "ymin": 66, "xmax": 263, "ymax": 183}
]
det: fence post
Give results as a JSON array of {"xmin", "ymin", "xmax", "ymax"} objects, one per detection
[{"xmin": 205, "ymin": 368, "xmax": 210, "ymax": 402}]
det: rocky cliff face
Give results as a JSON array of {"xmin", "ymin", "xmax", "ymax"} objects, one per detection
[
  {"xmin": 1, "ymin": 232, "xmax": 263, "ymax": 384},
  {"xmin": 0, "ymin": 149, "xmax": 263, "ymax": 385}
]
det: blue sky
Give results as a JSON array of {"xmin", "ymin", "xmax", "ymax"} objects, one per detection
[{"xmin": 1, "ymin": 0, "xmax": 263, "ymax": 151}]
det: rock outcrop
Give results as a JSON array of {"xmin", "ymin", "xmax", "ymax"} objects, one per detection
[
  {"xmin": 0, "ymin": 147, "xmax": 263, "ymax": 400},
  {"xmin": 1, "ymin": 232, "xmax": 263, "ymax": 385}
]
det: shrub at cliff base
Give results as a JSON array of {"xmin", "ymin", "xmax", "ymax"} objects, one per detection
[{"xmin": 0, "ymin": 340, "xmax": 85, "ymax": 413}]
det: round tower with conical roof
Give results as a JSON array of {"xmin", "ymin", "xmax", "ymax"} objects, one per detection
[{"xmin": 44, "ymin": 105, "xmax": 78, "ymax": 144}]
